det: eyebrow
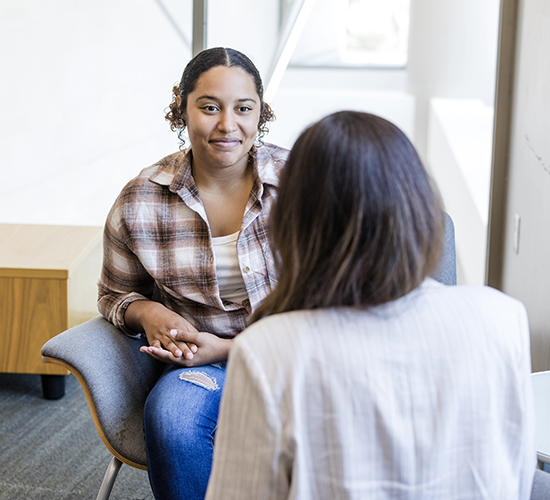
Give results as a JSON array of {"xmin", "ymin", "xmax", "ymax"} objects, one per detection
[{"xmin": 195, "ymin": 95, "xmax": 258, "ymax": 104}]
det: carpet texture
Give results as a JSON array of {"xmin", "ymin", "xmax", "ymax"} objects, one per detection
[
  {"xmin": 0, "ymin": 372, "xmax": 153, "ymax": 500},
  {"xmin": 5, "ymin": 371, "xmax": 550, "ymax": 499}
]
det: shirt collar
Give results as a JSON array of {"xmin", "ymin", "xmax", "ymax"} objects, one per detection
[{"xmin": 148, "ymin": 143, "xmax": 286, "ymax": 195}]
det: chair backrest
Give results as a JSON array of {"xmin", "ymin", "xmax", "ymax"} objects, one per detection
[{"xmin": 430, "ymin": 212, "xmax": 457, "ymax": 286}]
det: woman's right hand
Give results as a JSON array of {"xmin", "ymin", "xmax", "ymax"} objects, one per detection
[{"xmin": 124, "ymin": 300, "xmax": 198, "ymax": 361}]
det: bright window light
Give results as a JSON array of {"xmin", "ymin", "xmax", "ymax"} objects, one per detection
[
  {"xmin": 288, "ymin": 0, "xmax": 410, "ymax": 68},
  {"xmin": 341, "ymin": 0, "xmax": 410, "ymax": 66}
]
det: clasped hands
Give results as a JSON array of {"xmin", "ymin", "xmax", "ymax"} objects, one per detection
[
  {"xmin": 126, "ymin": 300, "xmax": 232, "ymax": 367},
  {"xmin": 141, "ymin": 327, "xmax": 232, "ymax": 367}
]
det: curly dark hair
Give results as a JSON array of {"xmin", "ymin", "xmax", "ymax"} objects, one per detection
[{"xmin": 165, "ymin": 47, "xmax": 275, "ymax": 149}]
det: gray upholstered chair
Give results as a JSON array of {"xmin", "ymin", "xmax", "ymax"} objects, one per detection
[
  {"xmin": 42, "ymin": 319, "xmax": 163, "ymax": 499},
  {"xmin": 40, "ymin": 213, "xmax": 457, "ymax": 500}
]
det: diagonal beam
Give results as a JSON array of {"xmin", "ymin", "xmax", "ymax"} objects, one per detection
[
  {"xmin": 265, "ymin": 0, "xmax": 316, "ymax": 103},
  {"xmin": 153, "ymin": 0, "xmax": 191, "ymax": 50}
]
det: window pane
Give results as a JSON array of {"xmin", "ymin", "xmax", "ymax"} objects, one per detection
[{"xmin": 341, "ymin": 0, "xmax": 410, "ymax": 66}]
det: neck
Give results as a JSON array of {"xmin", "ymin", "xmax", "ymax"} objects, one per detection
[{"xmin": 192, "ymin": 154, "xmax": 253, "ymax": 193}]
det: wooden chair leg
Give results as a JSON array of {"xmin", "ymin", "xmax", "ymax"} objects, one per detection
[{"xmin": 96, "ymin": 456, "xmax": 123, "ymax": 500}]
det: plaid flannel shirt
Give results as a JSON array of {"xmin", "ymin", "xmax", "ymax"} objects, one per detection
[{"xmin": 98, "ymin": 143, "xmax": 288, "ymax": 338}]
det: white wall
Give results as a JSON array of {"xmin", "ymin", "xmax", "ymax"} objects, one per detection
[
  {"xmin": 268, "ymin": 87, "xmax": 416, "ymax": 151},
  {"xmin": 0, "ymin": 0, "xmax": 280, "ymax": 227},
  {"xmin": 407, "ymin": 0, "xmax": 501, "ymax": 158},
  {"xmin": 0, "ymin": 0, "xmax": 190, "ymax": 226}
]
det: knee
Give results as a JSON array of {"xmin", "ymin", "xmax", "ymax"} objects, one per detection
[{"xmin": 143, "ymin": 374, "xmax": 221, "ymax": 454}]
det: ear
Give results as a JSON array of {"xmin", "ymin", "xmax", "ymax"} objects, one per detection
[
  {"xmin": 176, "ymin": 96, "xmax": 187, "ymax": 124},
  {"xmin": 176, "ymin": 95, "xmax": 185, "ymax": 118}
]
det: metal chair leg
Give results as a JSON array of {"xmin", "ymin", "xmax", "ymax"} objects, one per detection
[{"xmin": 96, "ymin": 456, "xmax": 123, "ymax": 500}]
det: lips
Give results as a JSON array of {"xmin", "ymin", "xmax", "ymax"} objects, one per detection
[
  {"xmin": 208, "ymin": 138, "xmax": 243, "ymax": 152},
  {"xmin": 209, "ymin": 138, "xmax": 241, "ymax": 144}
]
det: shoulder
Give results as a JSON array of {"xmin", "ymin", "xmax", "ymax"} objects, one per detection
[
  {"xmin": 115, "ymin": 151, "xmax": 183, "ymax": 200},
  {"xmin": 259, "ymin": 142, "xmax": 290, "ymax": 162},
  {"xmin": 106, "ymin": 151, "xmax": 185, "ymax": 227},
  {"xmin": 394, "ymin": 280, "xmax": 527, "ymax": 332},
  {"xmin": 421, "ymin": 279, "xmax": 526, "ymax": 315},
  {"xmin": 133, "ymin": 151, "xmax": 185, "ymax": 185},
  {"xmin": 237, "ymin": 284, "xmax": 529, "ymax": 355},
  {"xmin": 256, "ymin": 143, "xmax": 290, "ymax": 186},
  {"xmin": 407, "ymin": 280, "xmax": 530, "ymax": 354}
]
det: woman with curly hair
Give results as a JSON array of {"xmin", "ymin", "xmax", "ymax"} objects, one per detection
[{"xmin": 97, "ymin": 47, "xmax": 287, "ymax": 500}]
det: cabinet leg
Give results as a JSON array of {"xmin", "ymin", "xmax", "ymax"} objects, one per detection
[{"xmin": 41, "ymin": 374, "xmax": 66, "ymax": 399}]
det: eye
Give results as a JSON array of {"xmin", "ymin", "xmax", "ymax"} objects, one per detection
[
  {"xmin": 237, "ymin": 106, "xmax": 253, "ymax": 113},
  {"xmin": 201, "ymin": 105, "xmax": 219, "ymax": 113}
]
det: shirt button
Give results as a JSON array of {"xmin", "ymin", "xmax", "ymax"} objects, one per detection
[{"xmin": 242, "ymin": 266, "xmax": 250, "ymax": 273}]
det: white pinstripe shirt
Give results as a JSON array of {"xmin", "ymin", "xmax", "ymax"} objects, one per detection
[{"xmin": 206, "ymin": 279, "xmax": 536, "ymax": 500}]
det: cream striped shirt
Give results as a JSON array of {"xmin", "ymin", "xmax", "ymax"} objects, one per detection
[{"xmin": 206, "ymin": 279, "xmax": 536, "ymax": 500}]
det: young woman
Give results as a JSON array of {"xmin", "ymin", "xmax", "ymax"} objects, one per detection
[
  {"xmin": 206, "ymin": 111, "xmax": 536, "ymax": 500},
  {"xmin": 97, "ymin": 48, "xmax": 287, "ymax": 500}
]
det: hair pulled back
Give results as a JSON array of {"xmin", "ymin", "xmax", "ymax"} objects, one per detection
[
  {"xmin": 251, "ymin": 111, "xmax": 445, "ymax": 323},
  {"xmin": 165, "ymin": 47, "xmax": 275, "ymax": 148}
]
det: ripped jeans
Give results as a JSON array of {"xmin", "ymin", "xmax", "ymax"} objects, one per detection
[{"xmin": 143, "ymin": 363, "xmax": 227, "ymax": 500}]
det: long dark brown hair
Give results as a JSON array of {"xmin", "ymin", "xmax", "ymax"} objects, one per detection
[
  {"xmin": 165, "ymin": 47, "xmax": 275, "ymax": 148},
  {"xmin": 251, "ymin": 111, "xmax": 444, "ymax": 323}
]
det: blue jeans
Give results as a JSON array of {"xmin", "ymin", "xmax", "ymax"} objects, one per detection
[{"xmin": 143, "ymin": 363, "xmax": 227, "ymax": 500}]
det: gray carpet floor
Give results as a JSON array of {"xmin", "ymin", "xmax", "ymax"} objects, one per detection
[
  {"xmin": 4, "ymin": 372, "xmax": 550, "ymax": 500},
  {"xmin": 0, "ymin": 372, "xmax": 154, "ymax": 500}
]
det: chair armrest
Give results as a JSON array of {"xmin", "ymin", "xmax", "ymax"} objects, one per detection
[{"xmin": 41, "ymin": 316, "xmax": 164, "ymax": 468}]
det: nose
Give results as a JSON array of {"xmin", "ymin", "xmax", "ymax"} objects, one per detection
[{"xmin": 217, "ymin": 110, "xmax": 237, "ymax": 134}]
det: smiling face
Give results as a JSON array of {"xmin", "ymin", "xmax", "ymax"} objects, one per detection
[{"xmin": 184, "ymin": 65, "xmax": 262, "ymax": 174}]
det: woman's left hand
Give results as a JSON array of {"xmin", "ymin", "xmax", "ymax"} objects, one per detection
[{"xmin": 140, "ymin": 330, "xmax": 232, "ymax": 367}]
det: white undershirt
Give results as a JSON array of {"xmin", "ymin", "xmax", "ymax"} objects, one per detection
[{"xmin": 211, "ymin": 231, "xmax": 249, "ymax": 305}]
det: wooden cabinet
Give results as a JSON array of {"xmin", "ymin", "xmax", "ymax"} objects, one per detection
[{"xmin": 0, "ymin": 224, "xmax": 103, "ymax": 380}]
